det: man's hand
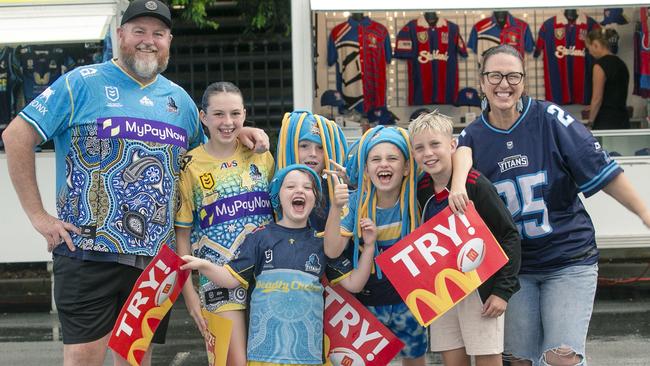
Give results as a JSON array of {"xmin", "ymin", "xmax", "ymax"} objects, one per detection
[
  {"xmin": 239, "ymin": 127, "xmax": 269, "ymax": 153},
  {"xmin": 31, "ymin": 211, "xmax": 81, "ymax": 252},
  {"xmin": 481, "ymin": 295, "xmax": 507, "ymax": 318}
]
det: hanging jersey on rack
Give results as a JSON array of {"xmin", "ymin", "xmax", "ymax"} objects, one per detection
[
  {"xmin": 394, "ymin": 16, "xmax": 468, "ymax": 105},
  {"xmin": 327, "ymin": 16, "xmax": 391, "ymax": 113},
  {"xmin": 634, "ymin": 9, "xmax": 650, "ymax": 98},
  {"xmin": 467, "ymin": 13, "xmax": 534, "ymax": 62},
  {"xmin": 637, "ymin": 7, "xmax": 650, "ymax": 93},
  {"xmin": 17, "ymin": 45, "xmax": 72, "ymax": 104},
  {"xmin": 0, "ymin": 47, "xmax": 19, "ymax": 124},
  {"xmin": 534, "ymin": 12, "xmax": 600, "ymax": 105}
]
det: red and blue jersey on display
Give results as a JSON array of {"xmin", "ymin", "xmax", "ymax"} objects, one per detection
[
  {"xmin": 394, "ymin": 17, "xmax": 468, "ymax": 105},
  {"xmin": 328, "ymin": 16, "xmax": 391, "ymax": 113},
  {"xmin": 636, "ymin": 7, "xmax": 650, "ymax": 94},
  {"xmin": 468, "ymin": 13, "xmax": 534, "ymax": 60},
  {"xmin": 458, "ymin": 97, "xmax": 622, "ymax": 273},
  {"xmin": 534, "ymin": 13, "xmax": 600, "ymax": 105}
]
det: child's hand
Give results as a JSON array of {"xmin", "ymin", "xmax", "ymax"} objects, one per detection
[
  {"xmin": 181, "ymin": 255, "xmax": 209, "ymax": 271},
  {"xmin": 325, "ymin": 171, "xmax": 349, "ymax": 209},
  {"xmin": 360, "ymin": 218, "xmax": 377, "ymax": 246},
  {"xmin": 323, "ymin": 159, "xmax": 351, "ymax": 186},
  {"xmin": 481, "ymin": 295, "xmax": 507, "ymax": 318},
  {"xmin": 183, "ymin": 288, "xmax": 208, "ymax": 337}
]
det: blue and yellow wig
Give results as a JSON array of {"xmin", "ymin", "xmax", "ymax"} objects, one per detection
[
  {"xmin": 275, "ymin": 110, "xmax": 348, "ymax": 202},
  {"xmin": 347, "ymin": 126, "xmax": 419, "ymax": 275},
  {"xmin": 269, "ymin": 164, "xmax": 323, "ymax": 220}
]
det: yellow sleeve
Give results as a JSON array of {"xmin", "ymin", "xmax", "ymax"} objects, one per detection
[{"xmin": 174, "ymin": 154, "xmax": 196, "ymax": 227}]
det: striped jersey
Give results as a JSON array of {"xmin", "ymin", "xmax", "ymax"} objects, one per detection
[
  {"xmin": 467, "ymin": 13, "xmax": 534, "ymax": 61},
  {"xmin": 327, "ymin": 16, "xmax": 392, "ymax": 113},
  {"xmin": 394, "ymin": 17, "xmax": 468, "ymax": 105},
  {"xmin": 534, "ymin": 13, "xmax": 600, "ymax": 105}
]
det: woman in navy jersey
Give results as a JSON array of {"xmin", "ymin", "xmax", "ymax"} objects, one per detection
[{"xmin": 448, "ymin": 45, "xmax": 650, "ymax": 366}]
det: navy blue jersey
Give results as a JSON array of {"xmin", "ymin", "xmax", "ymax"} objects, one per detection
[
  {"xmin": 226, "ymin": 223, "xmax": 351, "ymax": 363},
  {"xmin": 16, "ymin": 45, "xmax": 72, "ymax": 103},
  {"xmin": 0, "ymin": 47, "xmax": 19, "ymax": 124},
  {"xmin": 458, "ymin": 97, "xmax": 622, "ymax": 273}
]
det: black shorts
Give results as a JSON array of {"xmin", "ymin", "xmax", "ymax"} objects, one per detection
[{"xmin": 53, "ymin": 254, "xmax": 170, "ymax": 345}]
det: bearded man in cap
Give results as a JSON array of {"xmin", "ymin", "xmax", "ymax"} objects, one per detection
[{"xmin": 1, "ymin": 1, "xmax": 268, "ymax": 364}]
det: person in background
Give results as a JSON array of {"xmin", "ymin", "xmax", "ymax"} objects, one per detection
[
  {"xmin": 449, "ymin": 45, "xmax": 650, "ymax": 366},
  {"xmin": 1, "ymin": 1, "xmax": 268, "ymax": 364},
  {"xmin": 586, "ymin": 28, "xmax": 630, "ymax": 130}
]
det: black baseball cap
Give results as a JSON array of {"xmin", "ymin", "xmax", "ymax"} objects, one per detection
[{"xmin": 121, "ymin": 0, "xmax": 172, "ymax": 29}]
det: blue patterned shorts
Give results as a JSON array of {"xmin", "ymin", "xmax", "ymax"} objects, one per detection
[{"xmin": 367, "ymin": 302, "xmax": 428, "ymax": 359}]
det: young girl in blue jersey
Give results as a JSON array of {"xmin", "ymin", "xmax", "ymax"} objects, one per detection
[
  {"xmin": 181, "ymin": 165, "xmax": 376, "ymax": 366},
  {"xmin": 324, "ymin": 126, "xmax": 427, "ymax": 366},
  {"xmin": 275, "ymin": 111, "xmax": 349, "ymax": 236},
  {"xmin": 175, "ymin": 81, "xmax": 275, "ymax": 366},
  {"xmin": 449, "ymin": 45, "xmax": 650, "ymax": 366}
]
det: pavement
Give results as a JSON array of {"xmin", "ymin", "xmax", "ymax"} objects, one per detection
[{"xmin": 1, "ymin": 292, "xmax": 649, "ymax": 365}]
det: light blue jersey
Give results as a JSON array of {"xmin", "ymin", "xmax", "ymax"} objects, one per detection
[{"xmin": 19, "ymin": 60, "xmax": 203, "ymax": 256}]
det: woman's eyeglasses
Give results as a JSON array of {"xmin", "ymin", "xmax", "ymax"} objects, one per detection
[{"xmin": 481, "ymin": 71, "xmax": 525, "ymax": 85}]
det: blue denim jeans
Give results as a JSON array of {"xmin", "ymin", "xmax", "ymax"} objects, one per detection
[{"xmin": 504, "ymin": 263, "xmax": 598, "ymax": 366}]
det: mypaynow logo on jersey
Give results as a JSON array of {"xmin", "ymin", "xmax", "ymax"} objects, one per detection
[
  {"xmin": 199, "ymin": 192, "xmax": 272, "ymax": 229},
  {"xmin": 108, "ymin": 246, "xmax": 189, "ymax": 366},
  {"xmin": 97, "ymin": 117, "xmax": 188, "ymax": 149},
  {"xmin": 375, "ymin": 204, "xmax": 508, "ymax": 327},
  {"xmin": 323, "ymin": 279, "xmax": 403, "ymax": 366}
]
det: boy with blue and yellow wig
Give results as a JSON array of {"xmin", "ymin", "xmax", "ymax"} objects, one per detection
[
  {"xmin": 324, "ymin": 126, "xmax": 427, "ymax": 366},
  {"xmin": 276, "ymin": 111, "xmax": 350, "ymax": 257}
]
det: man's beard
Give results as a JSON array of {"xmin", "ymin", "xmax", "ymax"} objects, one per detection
[{"xmin": 120, "ymin": 45, "xmax": 169, "ymax": 80}]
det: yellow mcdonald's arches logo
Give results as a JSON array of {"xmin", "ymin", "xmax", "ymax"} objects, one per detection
[
  {"xmin": 127, "ymin": 299, "xmax": 173, "ymax": 365},
  {"xmin": 406, "ymin": 268, "xmax": 481, "ymax": 326}
]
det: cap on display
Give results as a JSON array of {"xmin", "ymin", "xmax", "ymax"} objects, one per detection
[
  {"xmin": 367, "ymin": 106, "xmax": 398, "ymax": 125},
  {"xmin": 320, "ymin": 90, "xmax": 345, "ymax": 107},
  {"xmin": 601, "ymin": 8, "xmax": 628, "ymax": 26},
  {"xmin": 455, "ymin": 87, "xmax": 481, "ymax": 107}
]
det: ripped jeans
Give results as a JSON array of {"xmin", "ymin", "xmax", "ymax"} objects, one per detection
[{"xmin": 504, "ymin": 263, "xmax": 598, "ymax": 366}]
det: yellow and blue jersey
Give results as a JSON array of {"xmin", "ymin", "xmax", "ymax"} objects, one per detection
[
  {"xmin": 175, "ymin": 143, "xmax": 274, "ymax": 265},
  {"xmin": 340, "ymin": 192, "xmax": 404, "ymax": 306}
]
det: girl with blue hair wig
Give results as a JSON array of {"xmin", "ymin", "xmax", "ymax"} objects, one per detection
[
  {"xmin": 275, "ymin": 110, "xmax": 350, "ymax": 234},
  {"xmin": 325, "ymin": 125, "xmax": 428, "ymax": 365}
]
